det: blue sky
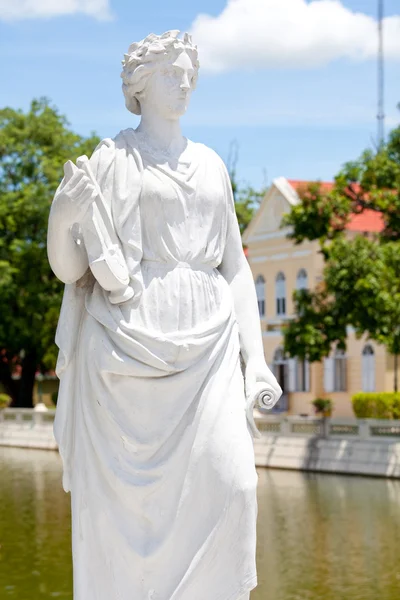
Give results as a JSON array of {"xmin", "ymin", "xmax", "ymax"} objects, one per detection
[{"xmin": 0, "ymin": 0, "xmax": 399, "ymax": 189}]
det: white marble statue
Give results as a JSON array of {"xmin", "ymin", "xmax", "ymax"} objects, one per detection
[{"xmin": 47, "ymin": 30, "xmax": 282, "ymax": 600}]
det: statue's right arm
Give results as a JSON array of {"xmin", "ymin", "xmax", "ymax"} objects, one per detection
[
  {"xmin": 47, "ymin": 138, "xmax": 116, "ymax": 284},
  {"xmin": 47, "ymin": 163, "xmax": 96, "ymax": 284}
]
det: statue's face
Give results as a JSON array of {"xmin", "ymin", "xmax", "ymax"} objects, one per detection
[{"xmin": 143, "ymin": 50, "xmax": 196, "ymax": 119}]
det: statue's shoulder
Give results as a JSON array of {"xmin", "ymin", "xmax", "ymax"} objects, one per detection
[
  {"xmin": 194, "ymin": 142, "xmax": 229, "ymax": 177},
  {"xmin": 194, "ymin": 142, "xmax": 226, "ymax": 167},
  {"xmin": 113, "ymin": 128, "xmax": 139, "ymax": 150},
  {"xmin": 93, "ymin": 129, "xmax": 138, "ymax": 154},
  {"xmin": 91, "ymin": 137, "xmax": 116, "ymax": 163},
  {"xmin": 91, "ymin": 130, "xmax": 139, "ymax": 170}
]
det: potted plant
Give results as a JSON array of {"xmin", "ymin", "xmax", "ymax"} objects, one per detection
[{"xmin": 312, "ymin": 397, "xmax": 333, "ymax": 418}]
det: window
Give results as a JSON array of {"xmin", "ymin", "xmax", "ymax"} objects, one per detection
[
  {"xmin": 288, "ymin": 358, "xmax": 310, "ymax": 392},
  {"xmin": 255, "ymin": 275, "xmax": 266, "ymax": 317},
  {"xmin": 275, "ymin": 272, "xmax": 286, "ymax": 315},
  {"xmin": 273, "ymin": 347, "xmax": 286, "ymax": 363},
  {"xmin": 272, "ymin": 347, "xmax": 287, "ymax": 390},
  {"xmin": 362, "ymin": 345, "xmax": 375, "ymax": 392},
  {"xmin": 324, "ymin": 349, "xmax": 347, "ymax": 392},
  {"xmin": 296, "ymin": 358, "xmax": 310, "ymax": 392},
  {"xmin": 272, "ymin": 347, "xmax": 289, "ymax": 411},
  {"xmin": 296, "ymin": 269, "xmax": 308, "ymax": 290},
  {"xmin": 334, "ymin": 349, "xmax": 347, "ymax": 391}
]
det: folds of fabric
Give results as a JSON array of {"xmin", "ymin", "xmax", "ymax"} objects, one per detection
[{"xmin": 71, "ymin": 281, "xmax": 257, "ymax": 600}]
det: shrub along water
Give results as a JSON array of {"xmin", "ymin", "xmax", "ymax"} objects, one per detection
[{"xmin": 352, "ymin": 393, "xmax": 400, "ymax": 419}]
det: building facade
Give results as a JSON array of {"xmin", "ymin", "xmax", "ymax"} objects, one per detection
[{"xmin": 243, "ymin": 177, "xmax": 394, "ymax": 418}]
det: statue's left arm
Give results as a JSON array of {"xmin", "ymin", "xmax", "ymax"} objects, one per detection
[{"xmin": 218, "ymin": 166, "xmax": 282, "ymax": 418}]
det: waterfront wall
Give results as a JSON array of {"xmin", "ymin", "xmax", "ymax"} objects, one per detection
[
  {"xmin": 254, "ymin": 413, "xmax": 400, "ymax": 478},
  {"xmin": 2, "ymin": 409, "xmax": 400, "ymax": 478}
]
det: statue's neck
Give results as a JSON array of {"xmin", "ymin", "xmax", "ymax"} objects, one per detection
[{"xmin": 135, "ymin": 112, "xmax": 184, "ymax": 154}]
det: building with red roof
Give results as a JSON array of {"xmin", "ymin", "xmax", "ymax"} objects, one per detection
[{"xmin": 242, "ymin": 177, "xmax": 392, "ymax": 418}]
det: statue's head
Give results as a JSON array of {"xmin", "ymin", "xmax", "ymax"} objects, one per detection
[{"xmin": 121, "ymin": 30, "xmax": 199, "ymax": 119}]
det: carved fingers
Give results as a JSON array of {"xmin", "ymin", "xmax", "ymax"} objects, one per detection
[
  {"xmin": 53, "ymin": 161, "xmax": 98, "ymax": 227},
  {"xmin": 62, "ymin": 160, "xmax": 97, "ymax": 204},
  {"xmin": 245, "ymin": 356, "xmax": 282, "ymax": 397}
]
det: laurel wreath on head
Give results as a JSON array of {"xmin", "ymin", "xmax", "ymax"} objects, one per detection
[{"xmin": 121, "ymin": 30, "xmax": 200, "ymax": 115}]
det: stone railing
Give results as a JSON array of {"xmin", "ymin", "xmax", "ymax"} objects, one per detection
[
  {"xmin": 254, "ymin": 413, "xmax": 400, "ymax": 477},
  {"xmin": 254, "ymin": 413, "xmax": 400, "ymax": 440},
  {"xmin": 3, "ymin": 408, "xmax": 400, "ymax": 460},
  {"xmin": 0, "ymin": 408, "xmax": 56, "ymax": 426},
  {"xmin": 0, "ymin": 408, "xmax": 57, "ymax": 449}
]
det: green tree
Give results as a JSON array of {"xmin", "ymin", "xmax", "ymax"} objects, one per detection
[
  {"xmin": 282, "ymin": 120, "xmax": 400, "ymax": 389},
  {"xmin": 0, "ymin": 98, "xmax": 99, "ymax": 407}
]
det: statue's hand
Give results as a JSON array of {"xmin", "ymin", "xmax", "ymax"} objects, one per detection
[
  {"xmin": 52, "ymin": 160, "xmax": 97, "ymax": 228},
  {"xmin": 244, "ymin": 356, "xmax": 282, "ymax": 438}
]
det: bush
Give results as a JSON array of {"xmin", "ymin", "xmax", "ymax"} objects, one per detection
[
  {"xmin": 352, "ymin": 393, "xmax": 400, "ymax": 419},
  {"xmin": 312, "ymin": 398, "xmax": 333, "ymax": 416},
  {"xmin": 0, "ymin": 393, "xmax": 11, "ymax": 408},
  {"xmin": 51, "ymin": 391, "xmax": 58, "ymax": 406}
]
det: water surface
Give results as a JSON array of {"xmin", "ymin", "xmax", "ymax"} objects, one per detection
[{"xmin": 1, "ymin": 447, "xmax": 400, "ymax": 599}]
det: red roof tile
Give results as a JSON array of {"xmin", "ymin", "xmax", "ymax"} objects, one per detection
[
  {"xmin": 287, "ymin": 179, "xmax": 384, "ymax": 233},
  {"xmin": 347, "ymin": 210, "xmax": 385, "ymax": 232},
  {"xmin": 288, "ymin": 180, "xmax": 334, "ymax": 193}
]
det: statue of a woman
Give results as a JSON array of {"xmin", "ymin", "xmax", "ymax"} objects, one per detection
[{"xmin": 47, "ymin": 31, "xmax": 282, "ymax": 600}]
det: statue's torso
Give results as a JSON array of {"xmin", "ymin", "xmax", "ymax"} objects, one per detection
[{"xmin": 117, "ymin": 140, "xmax": 232, "ymax": 334}]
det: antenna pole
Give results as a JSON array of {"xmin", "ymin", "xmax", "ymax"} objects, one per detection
[{"xmin": 377, "ymin": 0, "xmax": 385, "ymax": 148}]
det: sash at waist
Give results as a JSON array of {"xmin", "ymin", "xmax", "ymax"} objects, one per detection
[{"xmin": 141, "ymin": 259, "xmax": 217, "ymax": 273}]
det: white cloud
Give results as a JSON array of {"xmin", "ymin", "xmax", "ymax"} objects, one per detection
[
  {"xmin": 0, "ymin": 0, "xmax": 113, "ymax": 21},
  {"xmin": 190, "ymin": 0, "xmax": 400, "ymax": 72}
]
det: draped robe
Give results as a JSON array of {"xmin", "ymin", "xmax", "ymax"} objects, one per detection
[{"xmin": 53, "ymin": 129, "xmax": 258, "ymax": 600}]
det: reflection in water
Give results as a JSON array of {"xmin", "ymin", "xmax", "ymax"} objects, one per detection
[
  {"xmin": 254, "ymin": 469, "xmax": 400, "ymax": 600},
  {"xmin": 0, "ymin": 448, "xmax": 72, "ymax": 598},
  {"xmin": 1, "ymin": 448, "xmax": 400, "ymax": 599}
]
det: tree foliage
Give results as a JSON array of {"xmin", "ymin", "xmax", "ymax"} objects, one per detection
[
  {"xmin": 282, "ymin": 119, "xmax": 400, "ymax": 389},
  {"xmin": 0, "ymin": 98, "xmax": 99, "ymax": 406}
]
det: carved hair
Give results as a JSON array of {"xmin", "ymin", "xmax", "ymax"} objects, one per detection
[{"xmin": 121, "ymin": 30, "xmax": 200, "ymax": 115}]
